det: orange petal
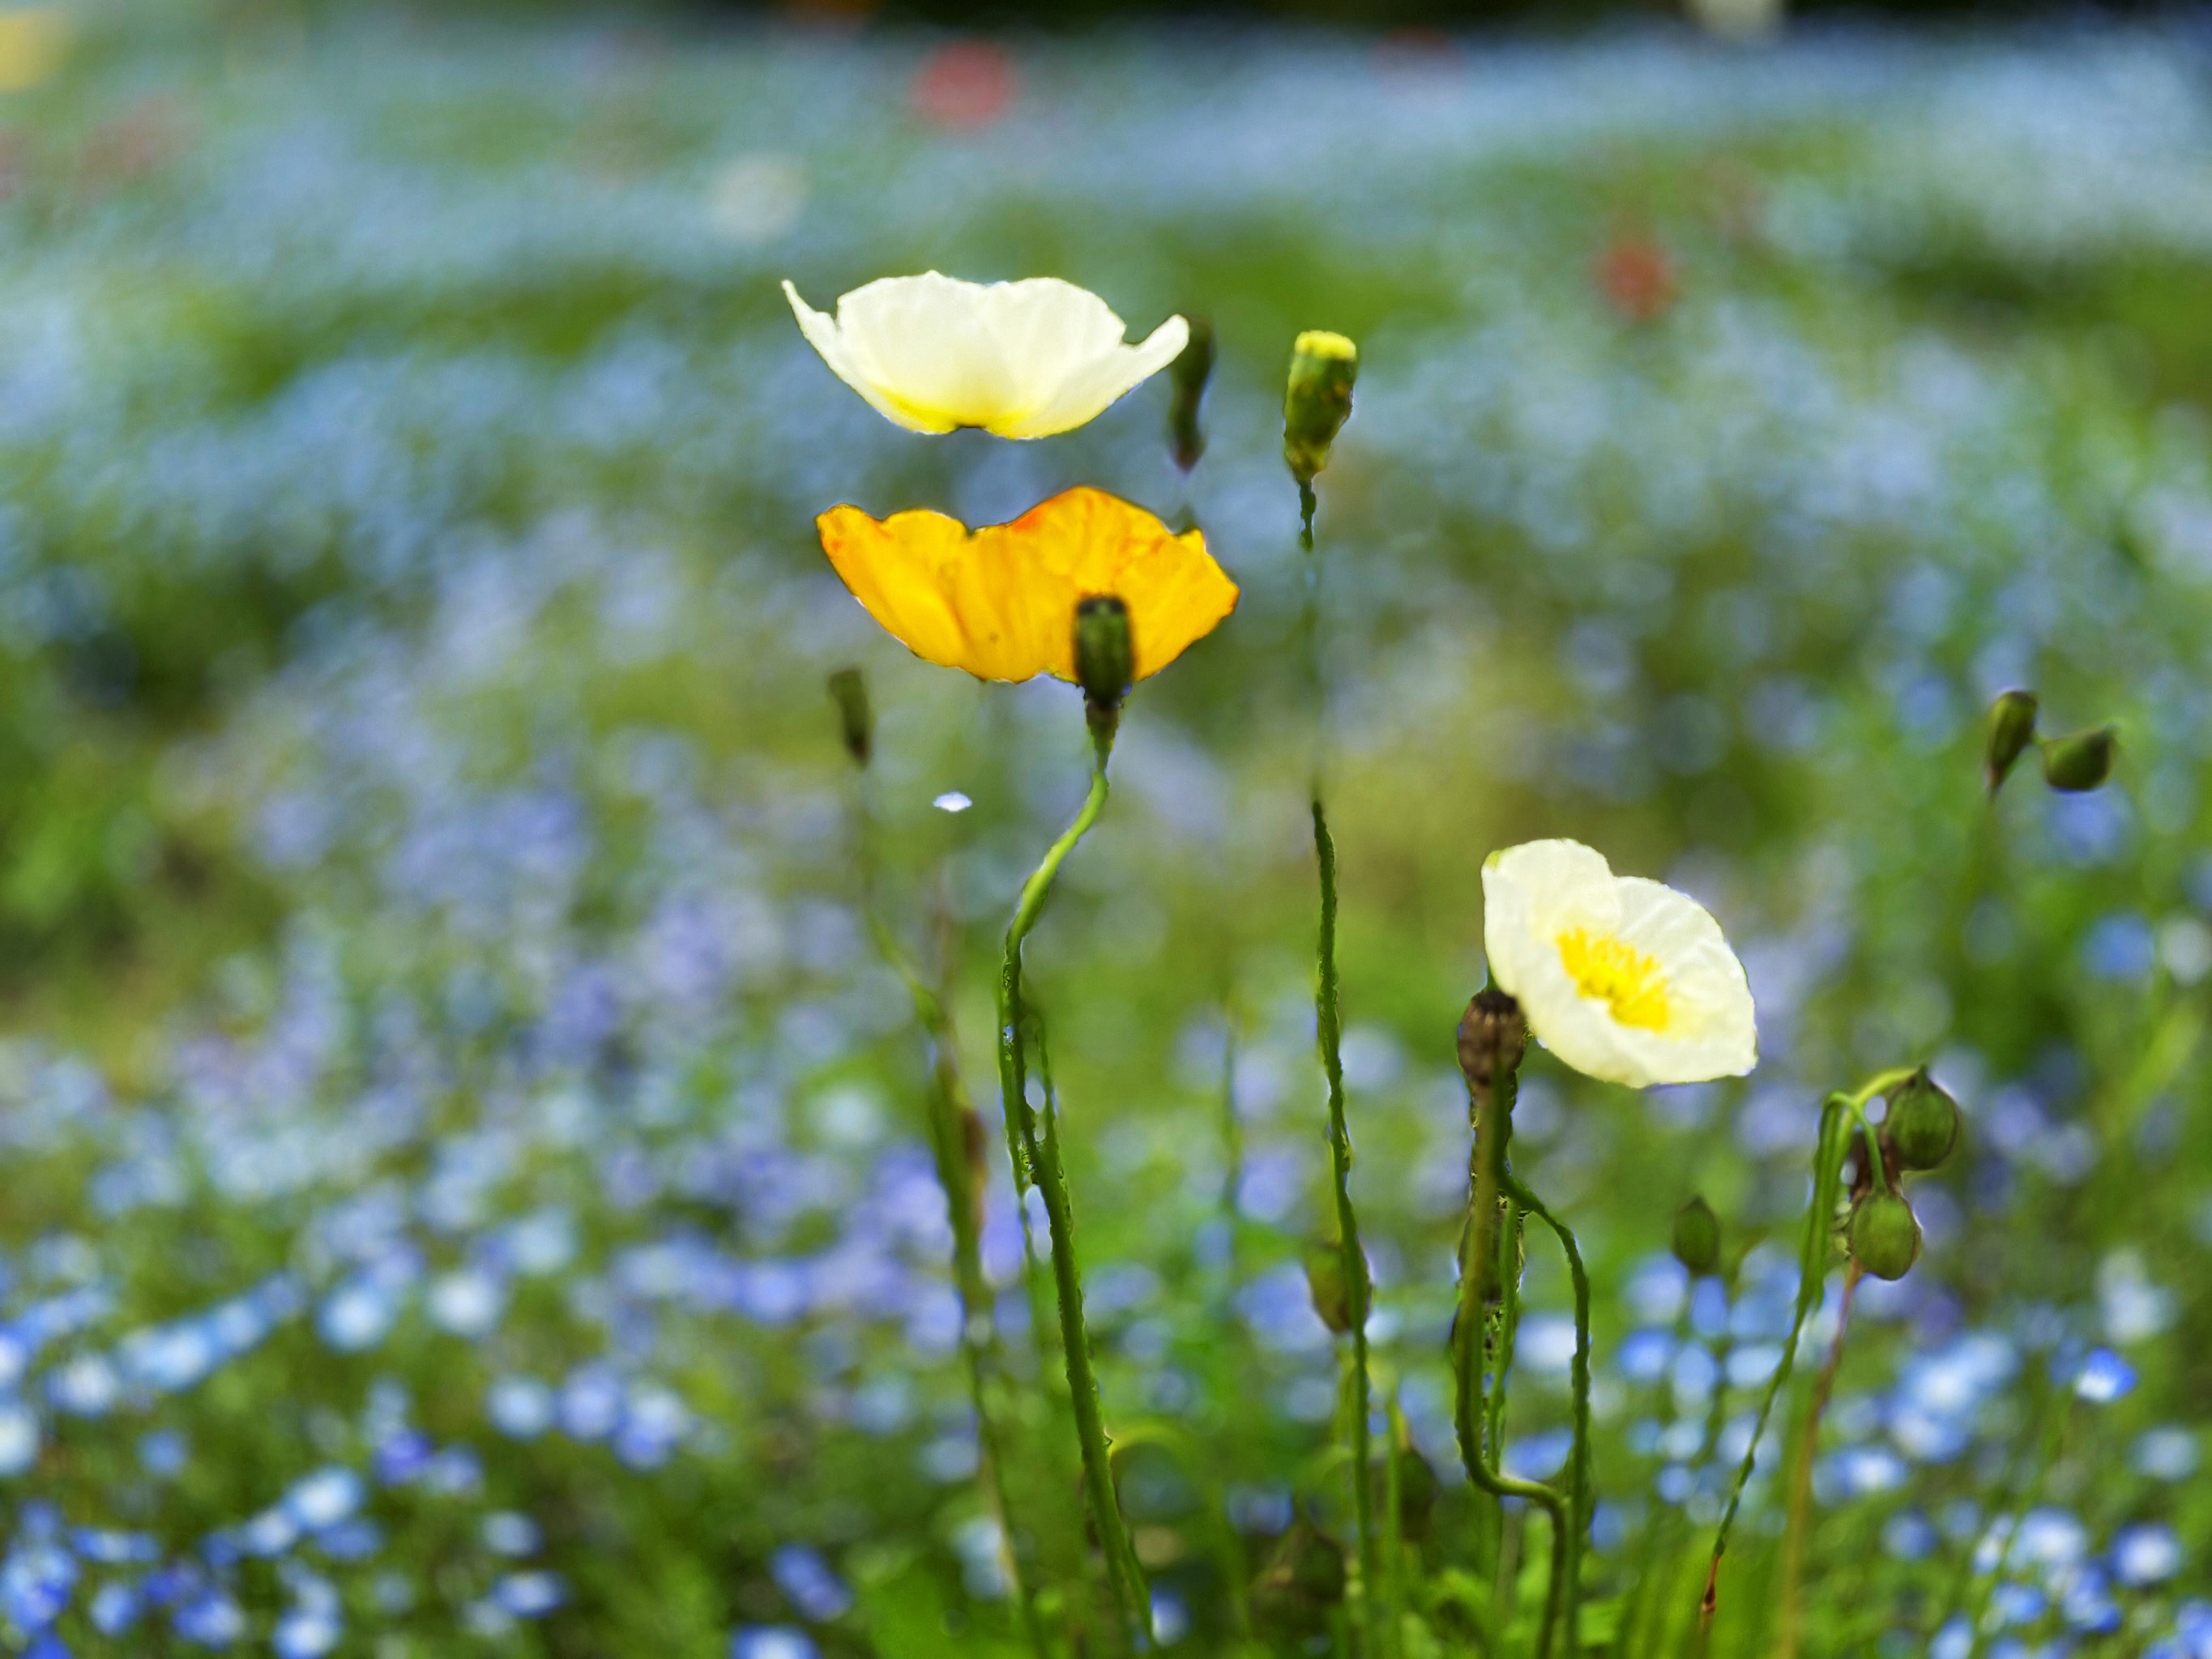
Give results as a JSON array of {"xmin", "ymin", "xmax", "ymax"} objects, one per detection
[{"xmin": 815, "ymin": 488, "xmax": 1238, "ymax": 685}]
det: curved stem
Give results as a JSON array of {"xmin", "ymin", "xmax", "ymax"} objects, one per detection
[
  {"xmin": 1501, "ymin": 1172, "xmax": 1592, "ymax": 1658},
  {"xmin": 994, "ymin": 728, "xmax": 1148, "ymax": 1647},
  {"xmin": 1776, "ymin": 1263, "xmax": 1861, "ymax": 1659},
  {"xmin": 1455, "ymin": 1048, "xmax": 1567, "ymax": 1659},
  {"xmin": 1701, "ymin": 1091, "xmax": 1854, "ymax": 1627},
  {"xmin": 848, "ymin": 780, "xmax": 1045, "ymax": 1657},
  {"xmin": 1313, "ymin": 801, "xmax": 1380, "ymax": 1650}
]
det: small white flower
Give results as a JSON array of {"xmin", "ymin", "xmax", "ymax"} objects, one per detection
[
  {"xmin": 1482, "ymin": 839, "xmax": 1756, "ymax": 1089},
  {"xmin": 783, "ymin": 272, "xmax": 1188, "ymax": 438}
]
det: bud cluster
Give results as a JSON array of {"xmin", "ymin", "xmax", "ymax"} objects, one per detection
[
  {"xmin": 1843, "ymin": 1068, "xmax": 1961, "ymax": 1282},
  {"xmin": 1984, "ymin": 687, "xmax": 2118, "ymax": 797}
]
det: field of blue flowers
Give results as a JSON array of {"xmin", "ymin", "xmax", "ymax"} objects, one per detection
[{"xmin": 1, "ymin": 6, "xmax": 2210, "ymax": 1656}]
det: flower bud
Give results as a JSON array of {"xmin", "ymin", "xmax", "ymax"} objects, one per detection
[
  {"xmin": 1847, "ymin": 1192, "xmax": 1921, "ymax": 1282},
  {"xmin": 1984, "ymin": 689, "xmax": 2038, "ymax": 796},
  {"xmin": 1670, "ymin": 1195, "xmax": 1722, "ymax": 1277},
  {"xmin": 1392, "ymin": 1441, "xmax": 1439, "ymax": 1543},
  {"xmin": 1301, "ymin": 1235, "xmax": 1368, "ymax": 1337},
  {"xmin": 1252, "ymin": 1516, "xmax": 1347, "ymax": 1627},
  {"xmin": 1283, "ymin": 330, "xmax": 1358, "ymax": 488},
  {"xmin": 1455, "ymin": 987, "xmax": 1527, "ymax": 1094},
  {"xmin": 1073, "ymin": 595, "xmax": 1134, "ymax": 737},
  {"xmin": 826, "ymin": 666, "xmax": 872, "ymax": 768},
  {"xmin": 2039, "ymin": 724, "xmax": 2118, "ymax": 793},
  {"xmin": 1883, "ymin": 1068, "xmax": 1959, "ymax": 1172},
  {"xmin": 1168, "ymin": 314, "xmax": 1215, "ymax": 473}
]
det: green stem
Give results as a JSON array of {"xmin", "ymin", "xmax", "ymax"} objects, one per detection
[
  {"xmin": 1501, "ymin": 1173, "xmax": 1592, "ymax": 1658},
  {"xmin": 1454, "ymin": 1041, "xmax": 1567, "ymax": 1659},
  {"xmin": 847, "ymin": 778, "xmax": 1045, "ymax": 1657},
  {"xmin": 1313, "ymin": 801, "xmax": 1380, "ymax": 1653},
  {"xmin": 995, "ymin": 727, "xmax": 1147, "ymax": 1648},
  {"xmin": 1700, "ymin": 1086, "xmax": 1865, "ymax": 1627},
  {"xmin": 1486, "ymin": 1198, "xmax": 1524, "ymax": 1469}
]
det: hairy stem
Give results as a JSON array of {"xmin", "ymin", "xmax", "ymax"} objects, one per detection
[
  {"xmin": 1501, "ymin": 1172, "xmax": 1593, "ymax": 1658},
  {"xmin": 1777, "ymin": 1262, "xmax": 1863, "ymax": 1659},
  {"xmin": 1454, "ymin": 1032, "xmax": 1567, "ymax": 1659},
  {"xmin": 995, "ymin": 728, "xmax": 1148, "ymax": 1647},
  {"xmin": 847, "ymin": 778, "xmax": 1044, "ymax": 1656}
]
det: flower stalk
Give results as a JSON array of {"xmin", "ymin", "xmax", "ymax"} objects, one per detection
[
  {"xmin": 828, "ymin": 671, "xmax": 1045, "ymax": 1657},
  {"xmin": 1699, "ymin": 1067, "xmax": 1914, "ymax": 1628},
  {"xmin": 995, "ymin": 715, "xmax": 1149, "ymax": 1648},
  {"xmin": 1453, "ymin": 989, "xmax": 1569, "ymax": 1659}
]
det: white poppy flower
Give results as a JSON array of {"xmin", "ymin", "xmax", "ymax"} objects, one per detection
[
  {"xmin": 1482, "ymin": 839, "xmax": 1757, "ymax": 1089},
  {"xmin": 782, "ymin": 272, "xmax": 1189, "ymax": 439}
]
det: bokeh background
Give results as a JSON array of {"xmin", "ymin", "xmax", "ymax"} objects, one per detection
[{"xmin": 0, "ymin": 0, "xmax": 2208, "ymax": 1654}]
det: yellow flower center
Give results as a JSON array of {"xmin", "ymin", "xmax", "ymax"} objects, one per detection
[{"xmin": 1556, "ymin": 928, "xmax": 1672, "ymax": 1030}]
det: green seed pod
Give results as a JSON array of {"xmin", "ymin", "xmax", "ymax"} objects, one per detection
[
  {"xmin": 1847, "ymin": 1192, "xmax": 1921, "ymax": 1282},
  {"xmin": 1072, "ymin": 595, "xmax": 1134, "ymax": 736},
  {"xmin": 1671, "ymin": 1195, "xmax": 1723, "ymax": 1277},
  {"xmin": 1168, "ymin": 314, "xmax": 1215, "ymax": 473},
  {"xmin": 1283, "ymin": 329, "xmax": 1358, "ymax": 488},
  {"xmin": 1884, "ymin": 1068, "xmax": 1960, "ymax": 1172},
  {"xmin": 826, "ymin": 666, "xmax": 872, "ymax": 768},
  {"xmin": 2039, "ymin": 724, "xmax": 2118, "ymax": 793},
  {"xmin": 1984, "ymin": 689, "xmax": 2038, "ymax": 796},
  {"xmin": 1301, "ymin": 1235, "xmax": 1367, "ymax": 1337}
]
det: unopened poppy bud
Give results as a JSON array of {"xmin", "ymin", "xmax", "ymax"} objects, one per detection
[
  {"xmin": 1884, "ymin": 1068, "xmax": 1959, "ymax": 1172},
  {"xmin": 1984, "ymin": 689, "xmax": 2038, "ymax": 796},
  {"xmin": 1847, "ymin": 1192, "xmax": 1921, "ymax": 1282},
  {"xmin": 1168, "ymin": 314, "xmax": 1216, "ymax": 473},
  {"xmin": 1671, "ymin": 1195, "xmax": 1722, "ymax": 1277},
  {"xmin": 1302, "ymin": 1235, "xmax": 1368, "ymax": 1337},
  {"xmin": 1073, "ymin": 595, "xmax": 1134, "ymax": 737},
  {"xmin": 1283, "ymin": 330, "xmax": 1358, "ymax": 488},
  {"xmin": 1455, "ymin": 987, "xmax": 1527, "ymax": 1093},
  {"xmin": 1393, "ymin": 1441, "xmax": 1438, "ymax": 1543},
  {"xmin": 826, "ymin": 666, "xmax": 872, "ymax": 768},
  {"xmin": 2039, "ymin": 724, "xmax": 2118, "ymax": 793}
]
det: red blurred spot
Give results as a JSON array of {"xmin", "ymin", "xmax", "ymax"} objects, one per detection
[
  {"xmin": 911, "ymin": 41, "xmax": 1015, "ymax": 130},
  {"xmin": 1373, "ymin": 27, "xmax": 1462, "ymax": 76},
  {"xmin": 1595, "ymin": 233, "xmax": 1678, "ymax": 325},
  {"xmin": 79, "ymin": 96, "xmax": 190, "ymax": 190}
]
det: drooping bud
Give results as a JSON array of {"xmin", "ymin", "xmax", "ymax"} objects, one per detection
[
  {"xmin": 1847, "ymin": 1192, "xmax": 1921, "ymax": 1282},
  {"xmin": 1168, "ymin": 314, "xmax": 1216, "ymax": 473},
  {"xmin": 1455, "ymin": 987, "xmax": 1527, "ymax": 1094},
  {"xmin": 2039, "ymin": 724, "xmax": 2118, "ymax": 793},
  {"xmin": 826, "ymin": 666, "xmax": 872, "ymax": 768},
  {"xmin": 1072, "ymin": 595, "xmax": 1134, "ymax": 741},
  {"xmin": 1670, "ymin": 1196, "xmax": 1723, "ymax": 1277},
  {"xmin": 1301, "ymin": 1235, "xmax": 1368, "ymax": 1337},
  {"xmin": 1984, "ymin": 689, "xmax": 2038, "ymax": 797},
  {"xmin": 1283, "ymin": 330, "xmax": 1358, "ymax": 489},
  {"xmin": 1883, "ymin": 1068, "xmax": 1959, "ymax": 1172}
]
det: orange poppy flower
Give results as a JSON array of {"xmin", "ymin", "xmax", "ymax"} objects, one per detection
[{"xmin": 816, "ymin": 486, "xmax": 1238, "ymax": 684}]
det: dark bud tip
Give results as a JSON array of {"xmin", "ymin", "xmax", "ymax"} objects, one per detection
[
  {"xmin": 1073, "ymin": 594, "xmax": 1134, "ymax": 736},
  {"xmin": 1883, "ymin": 1068, "xmax": 1960, "ymax": 1172},
  {"xmin": 826, "ymin": 666, "xmax": 872, "ymax": 768},
  {"xmin": 1847, "ymin": 1192, "xmax": 1922, "ymax": 1282},
  {"xmin": 1456, "ymin": 987, "xmax": 1527, "ymax": 1091},
  {"xmin": 1671, "ymin": 1195, "xmax": 1723, "ymax": 1277},
  {"xmin": 1283, "ymin": 329, "xmax": 1358, "ymax": 488},
  {"xmin": 2039, "ymin": 723, "xmax": 2119, "ymax": 793},
  {"xmin": 1984, "ymin": 689, "xmax": 2038, "ymax": 796},
  {"xmin": 1301, "ymin": 1235, "xmax": 1368, "ymax": 1337},
  {"xmin": 1168, "ymin": 314, "xmax": 1216, "ymax": 473}
]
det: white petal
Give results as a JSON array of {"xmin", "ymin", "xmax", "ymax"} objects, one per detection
[
  {"xmin": 831, "ymin": 273, "xmax": 1014, "ymax": 431},
  {"xmin": 1481, "ymin": 839, "xmax": 1757, "ymax": 1090},
  {"xmin": 996, "ymin": 313, "xmax": 1190, "ymax": 439},
  {"xmin": 783, "ymin": 279, "xmax": 954, "ymax": 434}
]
